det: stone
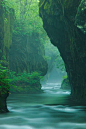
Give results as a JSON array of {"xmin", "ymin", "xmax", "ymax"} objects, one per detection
[{"xmin": 39, "ymin": 0, "xmax": 86, "ymax": 101}]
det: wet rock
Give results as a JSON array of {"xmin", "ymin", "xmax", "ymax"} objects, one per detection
[
  {"xmin": 39, "ymin": 0, "xmax": 86, "ymax": 101},
  {"xmin": 0, "ymin": 0, "xmax": 14, "ymax": 113},
  {"xmin": 75, "ymin": 0, "xmax": 86, "ymax": 34},
  {"xmin": 0, "ymin": 93, "xmax": 9, "ymax": 113},
  {"xmin": 61, "ymin": 78, "xmax": 70, "ymax": 90}
]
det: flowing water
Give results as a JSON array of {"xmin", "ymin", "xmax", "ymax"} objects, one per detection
[{"xmin": 0, "ymin": 83, "xmax": 86, "ymax": 129}]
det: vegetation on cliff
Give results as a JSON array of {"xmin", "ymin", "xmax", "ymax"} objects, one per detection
[
  {"xmin": 39, "ymin": 0, "xmax": 86, "ymax": 101},
  {"xmin": 9, "ymin": 71, "xmax": 43, "ymax": 93},
  {"xmin": 1, "ymin": 0, "xmax": 86, "ymax": 113},
  {"xmin": 0, "ymin": 0, "xmax": 14, "ymax": 112},
  {"xmin": 0, "ymin": 64, "xmax": 9, "ymax": 95},
  {"xmin": 61, "ymin": 76, "xmax": 70, "ymax": 90},
  {"xmin": 0, "ymin": 63, "xmax": 9, "ymax": 113},
  {"xmin": 4, "ymin": 0, "xmax": 48, "ymax": 76},
  {"xmin": 0, "ymin": 0, "xmax": 66, "ymax": 96},
  {"xmin": 0, "ymin": 0, "xmax": 14, "ymax": 61},
  {"xmin": 1, "ymin": 0, "xmax": 47, "ymax": 93}
]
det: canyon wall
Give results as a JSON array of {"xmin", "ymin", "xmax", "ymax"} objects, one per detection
[{"xmin": 39, "ymin": 0, "xmax": 86, "ymax": 101}]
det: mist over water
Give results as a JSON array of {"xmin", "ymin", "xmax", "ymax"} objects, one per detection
[
  {"xmin": 0, "ymin": 82, "xmax": 86, "ymax": 129},
  {"xmin": 41, "ymin": 64, "xmax": 66, "ymax": 85}
]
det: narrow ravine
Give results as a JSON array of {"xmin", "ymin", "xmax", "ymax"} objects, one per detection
[{"xmin": 0, "ymin": 83, "xmax": 86, "ymax": 129}]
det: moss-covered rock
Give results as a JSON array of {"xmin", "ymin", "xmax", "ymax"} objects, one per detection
[
  {"xmin": 9, "ymin": 31, "xmax": 48, "ymax": 94},
  {"xmin": 39, "ymin": 0, "xmax": 86, "ymax": 101},
  {"xmin": 0, "ymin": 64, "xmax": 10, "ymax": 113},
  {"xmin": 0, "ymin": 93, "xmax": 9, "ymax": 113},
  {"xmin": 0, "ymin": 2, "xmax": 14, "ymax": 61},
  {"xmin": 75, "ymin": 0, "xmax": 86, "ymax": 33},
  {"xmin": 61, "ymin": 78, "xmax": 70, "ymax": 90},
  {"xmin": 9, "ymin": 33, "xmax": 48, "ymax": 76},
  {"xmin": 0, "ymin": 0, "xmax": 14, "ymax": 113}
]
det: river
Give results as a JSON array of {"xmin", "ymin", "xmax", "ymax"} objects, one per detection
[{"xmin": 0, "ymin": 83, "xmax": 86, "ymax": 129}]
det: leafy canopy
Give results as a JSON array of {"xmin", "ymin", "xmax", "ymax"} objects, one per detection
[{"xmin": 3, "ymin": 0, "xmax": 45, "ymax": 36}]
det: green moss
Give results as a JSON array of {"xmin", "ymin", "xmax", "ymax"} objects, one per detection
[
  {"xmin": 63, "ymin": 0, "xmax": 81, "ymax": 18},
  {"xmin": 64, "ymin": 0, "xmax": 74, "ymax": 9},
  {"xmin": 44, "ymin": 1, "xmax": 52, "ymax": 14},
  {"xmin": 3, "ymin": 9, "xmax": 14, "ymax": 58},
  {"xmin": 39, "ymin": 0, "xmax": 45, "ymax": 8},
  {"xmin": 64, "ymin": 0, "xmax": 81, "ymax": 9},
  {"xmin": 0, "ymin": 0, "xmax": 14, "ymax": 60},
  {"xmin": 61, "ymin": 77, "xmax": 70, "ymax": 90},
  {"xmin": 4, "ymin": 14, "xmax": 12, "ymax": 49},
  {"xmin": 39, "ymin": 0, "xmax": 86, "ymax": 101}
]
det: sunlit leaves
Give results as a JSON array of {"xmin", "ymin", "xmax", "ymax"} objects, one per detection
[{"xmin": 4, "ymin": 0, "xmax": 44, "ymax": 36}]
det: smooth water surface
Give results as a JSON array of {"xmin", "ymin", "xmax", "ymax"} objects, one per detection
[{"xmin": 0, "ymin": 83, "xmax": 86, "ymax": 129}]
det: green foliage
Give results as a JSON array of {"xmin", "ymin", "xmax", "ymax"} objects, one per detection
[
  {"xmin": 4, "ymin": 0, "xmax": 46, "ymax": 37},
  {"xmin": 62, "ymin": 75, "xmax": 68, "ymax": 79},
  {"xmin": 9, "ymin": 71, "xmax": 43, "ymax": 93},
  {"xmin": 0, "ymin": 64, "xmax": 10, "ymax": 95},
  {"xmin": 0, "ymin": 63, "xmax": 42, "ymax": 94}
]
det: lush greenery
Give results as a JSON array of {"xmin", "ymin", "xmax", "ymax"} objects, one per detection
[
  {"xmin": 0, "ymin": 64, "xmax": 10, "ymax": 95},
  {"xmin": 0, "ymin": 63, "xmax": 43, "ymax": 94},
  {"xmin": 9, "ymin": 71, "xmax": 43, "ymax": 93},
  {"xmin": 2, "ymin": 0, "xmax": 65, "ymax": 73},
  {"xmin": 3, "ymin": 0, "xmax": 46, "ymax": 39},
  {"xmin": 0, "ymin": 0, "xmax": 66, "ymax": 94}
]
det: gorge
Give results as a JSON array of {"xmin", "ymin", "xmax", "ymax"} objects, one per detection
[
  {"xmin": 0, "ymin": 0, "xmax": 86, "ymax": 114},
  {"xmin": 39, "ymin": 0, "xmax": 86, "ymax": 101}
]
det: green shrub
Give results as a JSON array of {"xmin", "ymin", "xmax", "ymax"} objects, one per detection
[
  {"xmin": 62, "ymin": 75, "xmax": 68, "ymax": 79},
  {"xmin": 0, "ymin": 64, "xmax": 43, "ymax": 94},
  {"xmin": 9, "ymin": 71, "xmax": 43, "ymax": 93},
  {"xmin": 0, "ymin": 64, "xmax": 10, "ymax": 95}
]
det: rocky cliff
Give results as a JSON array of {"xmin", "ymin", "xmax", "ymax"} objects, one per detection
[
  {"xmin": 9, "ymin": 32, "xmax": 48, "ymax": 93},
  {"xmin": 39, "ymin": 0, "xmax": 86, "ymax": 101},
  {"xmin": 0, "ymin": 0, "xmax": 14, "ymax": 112},
  {"xmin": 0, "ymin": 0, "xmax": 48, "ymax": 112},
  {"xmin": 0, "ymin": 0, "xmax": 14, "ymax": 61},
  {"xmin": 9, "ymin": 33, "xmax": 47, "ymax": 76}
]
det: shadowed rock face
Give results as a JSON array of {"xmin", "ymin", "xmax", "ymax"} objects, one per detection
[
  {"xmin": 61, "ymin": 78, "xmax": 70, "ymax": 90},
  {"xmin": 75, "ymin": 0, "xmax": 86, "ymax": 33},
  {"xmin": 0, "ymin": 0, "xmax": 14, "ymax": 113},
  {"xmin": 0, "ymin": 93, "xmax": 9, "ymax": 113},
  {"xmin": 9, "ymin": 33, "xmax": 48, "ymax": 76},
  {"xmin": 39, "ymin": 0, "xmax": 86, "ymax": 101}
]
